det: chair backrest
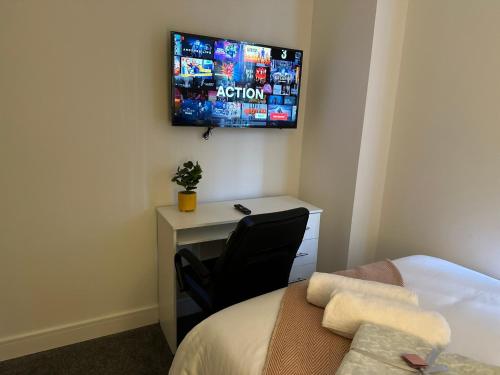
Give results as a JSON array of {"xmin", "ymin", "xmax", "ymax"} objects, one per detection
[{"xmin": 210, "ymin": 207, "xmax": 309, "ymax": 311}]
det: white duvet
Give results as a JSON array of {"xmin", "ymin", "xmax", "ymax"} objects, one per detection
[{"xmin": 169, "ymin": 255, "xmax": 500, "ymax": 374}]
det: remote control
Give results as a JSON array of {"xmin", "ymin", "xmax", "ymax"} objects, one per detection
[{"xmin": 234, "ymin": 204, "xmax": 251, "ymax": 215}]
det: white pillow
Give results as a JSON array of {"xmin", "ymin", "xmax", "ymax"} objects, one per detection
[{"xmin": 322, "ymin": 290, "xmax": 450, "ymax": 347}]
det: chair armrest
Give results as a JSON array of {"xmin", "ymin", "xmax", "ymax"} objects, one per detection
[{"xmin": 174, "ymin": 248, "xmax": 211, "ymax": 290}]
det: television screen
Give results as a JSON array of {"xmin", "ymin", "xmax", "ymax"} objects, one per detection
[{"xmin": 171, "ymin": 31, "xmax": 303, "ymax": 128}]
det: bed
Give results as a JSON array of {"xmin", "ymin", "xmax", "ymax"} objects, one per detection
[{"xmin": 169, "ymin": 255, "xmax": 500, "ymax": 374}]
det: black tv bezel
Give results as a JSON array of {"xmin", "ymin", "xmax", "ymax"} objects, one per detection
[{"xmin": 170, "ymin": 31, "xmax": 303, "ymax": 129}]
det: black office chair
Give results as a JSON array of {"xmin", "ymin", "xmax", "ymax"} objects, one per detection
[{"xmin": 174, "ymin": 207, "xmax": 309, "ymax": 316}]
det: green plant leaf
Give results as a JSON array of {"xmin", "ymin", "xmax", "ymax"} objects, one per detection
[{"xmin": 171, "ymin": 160, "xmax": 203, "ymax": 191}]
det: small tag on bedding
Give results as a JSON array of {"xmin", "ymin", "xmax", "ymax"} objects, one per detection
[{"xmin": 402, "ymin": 353, "xmax": 428, "ymax": 368}]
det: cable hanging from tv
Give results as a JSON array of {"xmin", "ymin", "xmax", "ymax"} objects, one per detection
[{"xmin": 202, "ymin": 126, "xmax": 214, "ymax": 140}]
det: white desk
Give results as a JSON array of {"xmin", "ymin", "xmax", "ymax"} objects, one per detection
[{"xmin": 156, "ymin": 195, "xmax": 322, "ymax": 352}]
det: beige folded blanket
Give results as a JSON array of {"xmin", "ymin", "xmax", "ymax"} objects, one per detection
[{"xmin": 263, "ymin": 260, "xmax": 404, "ymax": 375}]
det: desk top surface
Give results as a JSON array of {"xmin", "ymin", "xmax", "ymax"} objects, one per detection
[{"xmin": 156, "ymin": 195, "xmax": 322, "ymax": 230}]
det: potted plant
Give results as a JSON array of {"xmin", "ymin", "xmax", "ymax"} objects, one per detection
[{"xmin": 171, "ymin": 161, "xmax": 202, "ymax": 212}]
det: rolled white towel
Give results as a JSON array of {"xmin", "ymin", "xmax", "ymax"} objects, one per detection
[
  {"xmin": 322, "ymin": 290, "xmax": 451, "ymax": 347},
  {"xmin": 306, "ymin": 272, "xmax": 418, "ymax": 308}
]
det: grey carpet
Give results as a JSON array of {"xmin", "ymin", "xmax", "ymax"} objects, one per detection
[{"xmin": 0, "ymin": 324, "xmax": 173, "ymax": 375}]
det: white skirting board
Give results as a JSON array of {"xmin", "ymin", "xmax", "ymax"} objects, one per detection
[{"xmin": 0, "ymin": 305, "xmax": 159, "ymax": 361}]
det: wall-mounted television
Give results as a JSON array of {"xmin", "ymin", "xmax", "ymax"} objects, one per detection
[{"xmin": 171, "ymin": 31, "xmax": 303, "ymax": 129}]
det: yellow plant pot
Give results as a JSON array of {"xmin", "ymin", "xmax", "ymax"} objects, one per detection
[{"xmin": 178, "ymin": 191, "xmax": 197, "ymax": 212}]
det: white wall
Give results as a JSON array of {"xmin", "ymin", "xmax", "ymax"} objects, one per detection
[
  {"xmin": 347, "ymin": 0, "xmax": 408, "ymax": 267},
  {"xmin": 0, "ymin": 0, "xmax": 313, "ymax": 357},
  {"xmin": 9, "ymin": 0, "xmax": 500, "ymax": 360},
  {"xmin": 299, "ymin": 0, "xmax": 377, "ymax": 272},
  {"xmin": 377, "ymin": 0, "xmax": 500, "ymax": 279}
]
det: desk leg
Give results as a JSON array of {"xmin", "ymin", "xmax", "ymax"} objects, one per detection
[{"xmin": 157, "ymin": 214, "xmax": 177, "ymax": 353}]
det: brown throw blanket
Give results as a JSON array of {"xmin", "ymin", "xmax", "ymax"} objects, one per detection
[{"xmin": 263, "ymin": 260, "xmax": 404, "ymax": 375}]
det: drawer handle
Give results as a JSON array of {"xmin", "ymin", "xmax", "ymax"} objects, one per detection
[
  {"xmin": 305, "ymin": 226, "xmax": 311, "ymax": 231},
  {"xmin": 289, "ymin": 277, "xmax": 307, "ymax": 284},
  {"xmin": 295, "ymin": 252, "xmax": 309, "ymax": 258}
]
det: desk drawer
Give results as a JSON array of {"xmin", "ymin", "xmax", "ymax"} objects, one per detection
[
  {"xmin": 293, "ymin": 238, "xmax": 318, "ymax": 267},
  {"xmin": 304, "ymin": 213, "xmax": 320, "ymax": 240},
  {"xmin": 288, "ymin": 262, "xmax": 316, "ymax": 284}
]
